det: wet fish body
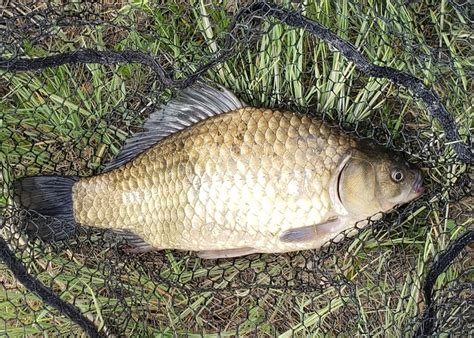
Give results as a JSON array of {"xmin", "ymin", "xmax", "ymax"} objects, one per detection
[{"xmin": 15, "ymin": 83, "xmax": 424, "ymax": 258}]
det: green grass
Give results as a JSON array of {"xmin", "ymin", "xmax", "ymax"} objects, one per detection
[{"xmin": 0, "ymin": 0, "xmax": 472, "ymax": 336}]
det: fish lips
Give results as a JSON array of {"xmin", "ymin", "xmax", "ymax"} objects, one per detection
[{"xmin": 410, "ymin": 170, "xmax": 425, "ymax": 198}]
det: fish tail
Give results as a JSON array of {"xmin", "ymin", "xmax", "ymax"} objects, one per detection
[{"xmin": 13, "ymin": 175, "xmax": 80, "ymax": 241}]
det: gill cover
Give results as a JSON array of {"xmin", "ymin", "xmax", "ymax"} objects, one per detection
[{"xmin": 338, "ymin": 156, "xmax": 379, "ymax": 217}]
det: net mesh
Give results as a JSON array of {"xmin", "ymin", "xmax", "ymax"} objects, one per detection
[{"xmin": 0, "ymin": 0, "xmax": 472, "ymax": 336}]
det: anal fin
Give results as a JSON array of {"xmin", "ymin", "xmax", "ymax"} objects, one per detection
[
  {"xmin": 198, "ymin": 247, "xmax": 257, "ymax": 259},
  {"xmin": 280, "ymin": 218, "xmax": 342, "ymax": 243},
  {"xmin": 114, "ymin": 229, "xmax": 156, "ymax": 254}
]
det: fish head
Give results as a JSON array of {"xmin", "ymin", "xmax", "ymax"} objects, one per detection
[{"xmin": 337, "ymin": 144, "xmax": 424, "ymax": 218}]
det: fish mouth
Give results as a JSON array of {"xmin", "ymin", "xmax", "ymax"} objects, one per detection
[{"xmin": 410, "ymin": 170, "xmax": 425, "ymax": 198}]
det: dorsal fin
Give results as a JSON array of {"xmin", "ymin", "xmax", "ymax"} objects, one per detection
[{"xmin": 104, "ymin": 82, "xmax": 247, "ymax": 171}]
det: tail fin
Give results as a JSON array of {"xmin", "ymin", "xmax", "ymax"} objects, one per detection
[{"xmin": 13, "ymin": 176, "xmax": 80, "ymax": 241}]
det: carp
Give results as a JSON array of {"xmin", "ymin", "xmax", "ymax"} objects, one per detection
[{"xmin": 14, "ymin": 83, "xmax": 424, "ymax": 259}]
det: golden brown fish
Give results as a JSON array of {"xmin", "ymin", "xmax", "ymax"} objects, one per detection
[{"xmin": 14, "ymin": 83, "xmax": 424, "ymax": 259}]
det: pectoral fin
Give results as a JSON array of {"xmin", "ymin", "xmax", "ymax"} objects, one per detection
[
  {"xmin": 198, "ymin": 247, "xmax": 257, "ymax": 259},
  {"xmin": 280, "ymin": 218, "xmax": 342, "ymax": 243}
]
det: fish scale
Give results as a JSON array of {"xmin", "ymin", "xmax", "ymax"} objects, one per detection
[{"xmin": 73, "ymin": 107, "xmax": 353, "ymax": 253}]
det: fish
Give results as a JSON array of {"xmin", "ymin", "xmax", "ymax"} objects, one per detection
[{"xmin": 13, "ymin": 82, "xmax": 425, "ymax": 259}]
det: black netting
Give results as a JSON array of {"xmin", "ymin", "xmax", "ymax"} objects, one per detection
[{"xmin": 0, "ymin": 0, "xmax": 472, "ymax": 336}]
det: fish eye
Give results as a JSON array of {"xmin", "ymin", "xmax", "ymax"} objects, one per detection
[{"xmin": 391, "ymin": 169, "xmax": 404, "ymax": 183}]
